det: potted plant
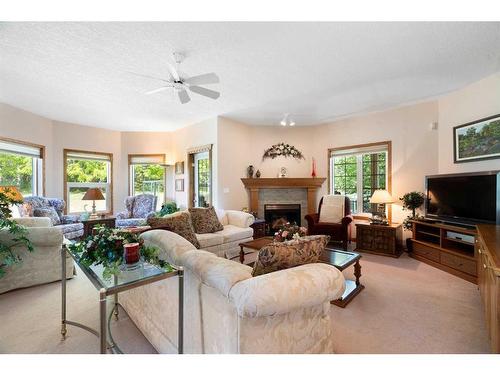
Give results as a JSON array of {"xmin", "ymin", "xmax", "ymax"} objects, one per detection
[
  {"xmin": 0, "ymin": 187, "xmax": 33, "ymax": 278},
  {"xmin": 157, "ymin": 201, "xmax": 180, "ymax": 217},
  {"xmin": 68, "ymin": 225, "xmax": 171, "ymax": 280},
  {"xmin": 399, "ymin": 191, "xmax": 425, "ymax": 250}
]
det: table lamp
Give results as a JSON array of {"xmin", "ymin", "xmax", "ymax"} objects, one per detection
[
  {"xmin": 82, "ymin": 188, "xmax": 105, "ymax": 217},
  {"xmin": 369, "ymin": 189, "xmax": 394, "ymax": 225},
  {"xmin": 0, "ymin": 186, "xmax": 23, "ymax": 218}
]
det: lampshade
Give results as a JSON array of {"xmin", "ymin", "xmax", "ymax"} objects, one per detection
[
  {"xmin": 0, "ymin": 185, "xmax": 23, "ymax": 202},
  {"xmin": 82, "ymin": 188, "xmax": 105, "ymax": 201},
  {"xmin": 370, "ymin": 189, "xmax": 394, "ymax": 204}
]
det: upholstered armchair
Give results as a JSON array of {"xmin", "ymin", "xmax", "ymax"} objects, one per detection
[
  {"xmin": 0, "ymin": 217, "xmax": 74, "ymax": 294},
  {"xmin": 116, "ymin": 194, "xmax": 158, "ymax": 228},
  {"xmin": 305, "ymin": 195, "xmax": 352, "ymax": 250},
  {"xmin": 17, "ymin": 196, "xmax": 83, "ymax": 240}
]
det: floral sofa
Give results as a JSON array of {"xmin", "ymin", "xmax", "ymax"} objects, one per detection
[
  {"xmin": 120, "ymin": 229, "xmax": 346, "ymax": 353},
  {"xmin": 116, "ymin": 194, "xmax": 157, "ymax": 228},
  {"xmin": 17, "ymin": 196, "xmax": 83, "ymax": 240},
  {"xmin": 0, "ymin": 217, "xmax": 74, "ymax": 294}
]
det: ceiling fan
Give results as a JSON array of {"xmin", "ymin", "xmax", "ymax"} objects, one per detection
[{"xmin": 132, "ymin": 52, "xmax": 220, "ymax": 104}]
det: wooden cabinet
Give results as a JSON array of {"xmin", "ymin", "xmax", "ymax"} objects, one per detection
[
  {"xmin": 251, "ymin": 218, "xmax": 266, "ymax": 239},
  {"xmin": 355, "ymin": 222, "xmax": 403, "ymax": 257},
  {"xmin": 476, "ymin": 225, "xmax": 500, "ymax": 353},
  {"xmin": 409, "ymin": 221, "xmax": 477, "ymax": 283},
  {"xmin": 82, "ymin": 216, "xmax": 116, "ymax": 238}
]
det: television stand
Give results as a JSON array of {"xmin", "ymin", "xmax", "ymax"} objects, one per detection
[{"xmin": 409, "ymin": 220, "xmax": 477, "ymax": 283}]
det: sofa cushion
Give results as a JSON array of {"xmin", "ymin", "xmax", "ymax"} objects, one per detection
[
  {"xmin": 33, "ymin": 207, "xmax": 61, "ymax": 226},
  {"xmin": 219, "ymin": 225, "xmax": 253, "ymax": 243},
  {"xmin": 147, "ymin": 212, "xmax": 201, "ymax": 249},
  {"xmin": 252, "ymin": 235, "xmax": 330, "ymax": 277},
  {"xmin": 196, "ymin": 232, "xmax": 224, "ymax": 248},
  {"xmin": 188, "ymin": 207, "xmax": 224, "ymax": 234}
]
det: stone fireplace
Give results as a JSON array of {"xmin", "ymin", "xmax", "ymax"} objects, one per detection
[
  {"xmin": 264, "ymin": 203, "xmax": 301, "ymax": 235},
  {"xmin": 241, "ymin": 177, "xmax": 327, "ymax": 229}
]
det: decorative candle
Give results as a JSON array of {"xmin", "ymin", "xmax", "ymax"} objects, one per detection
[{"xmin": 123, "ymin": 242, "xmax": 140, "ymax": 264}]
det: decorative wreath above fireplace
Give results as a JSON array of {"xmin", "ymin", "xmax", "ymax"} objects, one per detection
[{"xmin": 262, "ymin": 142, "xmax": 305, "ymax": 161}]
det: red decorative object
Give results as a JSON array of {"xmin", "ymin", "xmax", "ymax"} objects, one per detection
[
  {"xmin": 311, "ymin": 157, "xmax": 317, "ymax": 178},
  {"xmin": 123, "ymin": 242, "xmax": 140, "ymax": 264}
]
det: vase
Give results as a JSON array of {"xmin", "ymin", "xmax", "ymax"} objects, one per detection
[
  {"xmin": 123, "ymin": 242, "xmax": 140, "ymax": 264},
  {"xmin": 247, "ymin": 165, "xmax": 254, "ymax": 178},
  {"xmin": 311, "ymin": 157, "xmax": 317, "ymax": 178},
  {"xmin": 255, "ymin": 169, "xmax": 261, "ymax": 178}
]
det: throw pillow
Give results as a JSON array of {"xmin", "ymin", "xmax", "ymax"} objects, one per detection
[
  {"xmin": 147, "ymin": 212, "xmax": 201, "ymax": 249},
  {"xmin": 188, "ymin": 207, "xmax": 224, "ymax": 234},
  {"xmin": 33, "ymin": 207, "xmax": 61, "ymax": 226},
  {"xmin": 252, "ymin": 235, "xmax": 330, "ymax": 277}
]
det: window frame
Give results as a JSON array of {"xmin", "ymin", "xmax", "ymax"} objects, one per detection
[
  {"xmin": 128, "ymin": 154, "xmax": 167, "ymax": 209},
  {"xmin": 63, "ymin": 148, "xmax": 113, "ymax": 215},
  {"xmin": 327, "ymin": 141, "xmax": 392, "ymax": 222},
  {"xmin": 0, "ymin": 136, "xmax": 45, "ymax": 196},
  {"xmin": 187, "ymin": 144, "xmax": 213, "ymax": 208}
]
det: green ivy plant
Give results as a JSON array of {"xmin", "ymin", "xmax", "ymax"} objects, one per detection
[
  {"xmin": 0, "ymin": 188, "xmax": 34, "ymax": 278},
  {"xmin": 400, "ymin": 191, "xmax": 426, "ymax": 230},
  {"xmin": 68, "ymin": 225, "xmax": 171, "ymax": 280}
]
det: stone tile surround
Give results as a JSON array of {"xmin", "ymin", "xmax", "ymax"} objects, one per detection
[{"xmin": 258, "ymin": 188, "xmax": 308, "ymax": 226}]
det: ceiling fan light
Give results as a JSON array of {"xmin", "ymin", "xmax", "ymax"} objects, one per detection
[
  {"xmin": 280, "ymin": 120, "xmax": 287, "ymax": 126},
  {"xmin": 289, "ymin": 121, "xmax": 296, "ymax": 126}
]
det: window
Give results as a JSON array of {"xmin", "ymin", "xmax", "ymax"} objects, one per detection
[
  {"xmin": 187, "ymin": 145, "xmax": 212, "ymax": 208},
  {"xmin": 64, "ymin": 150, "xmax": 112, "ymax": 214},
  {"xmin": 0, "ymin": 138, "xmax": 44, "ymax": 196},
  {"xmin": 129, "ymin": 154, "xmax": 166, "ymax": 210},
  {"xmin": 329, "ymin": 142, "xmax": 390, "ymax": 215}
]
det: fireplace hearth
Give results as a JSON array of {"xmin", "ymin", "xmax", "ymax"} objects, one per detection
[{"xmin": 264, "ymin": 204, "xmax": 301, "ymax": 235}]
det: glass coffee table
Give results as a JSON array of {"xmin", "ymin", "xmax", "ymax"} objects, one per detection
[
  {"xmin": 320, "ymin": 248, "xmax": 364, "ymax": 307},
  {"xmin": 61, "ymin": 245, "xmax": 184, "ymax": 354}
]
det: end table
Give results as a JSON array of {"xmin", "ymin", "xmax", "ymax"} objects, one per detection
[
  {"xmin": 82, "ymin": 216, "xmax": 116, "ymax": 237},
  {"xmin": 355, "ymin": 222, "xmax": 403, "ymax": 257}
]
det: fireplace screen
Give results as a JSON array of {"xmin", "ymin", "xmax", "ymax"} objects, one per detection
[{"xmin": 264, "ymin": 204, "xmax": 301, "ymax": 235}]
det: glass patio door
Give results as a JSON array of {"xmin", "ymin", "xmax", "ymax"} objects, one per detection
[{"xmin": 194, "ymin": 151, "xmax": 210, "ymax": 207}]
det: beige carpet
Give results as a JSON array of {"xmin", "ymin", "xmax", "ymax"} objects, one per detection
[{"xmin": 0, "ymin": 251, "xmax": 490, "ymax": 354}]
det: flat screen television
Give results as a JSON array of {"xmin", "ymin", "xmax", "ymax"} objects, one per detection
[{"xmin": 425, "ymin": 171, "xmax": 500, "ymax": 226}]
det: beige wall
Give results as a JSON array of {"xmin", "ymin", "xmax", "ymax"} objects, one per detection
[
  {"xmin": 170, "ymin": 118, "xmax": 218, "ymax": 209},
  {"xmin": 217, "ymin": 102, "xmax": 440, "ymax": 225},
  {"xmin": 438, "ymin": 72, "xmax": 500, "ymax": 174}
]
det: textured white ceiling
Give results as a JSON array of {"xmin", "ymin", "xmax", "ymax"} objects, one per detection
[{"xmin": 1, "ymin": 22, "xmax": 500, "ymax": 131}]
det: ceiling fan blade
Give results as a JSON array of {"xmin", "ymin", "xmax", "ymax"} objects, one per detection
[
  {"xmin": 166, "ymin": 62, "xmax": 180, "ymax": 82},
  {"xmin": 184, "ymin": 73, "xmax": 220, "ymax": 85},
  {"xmin": 127, "ymin": 71, "xmax": 170, "ymax": 83},
  {"xmin": 178, "ymin": 89, "xmax": 191, "ymax": 104},
  {"xmin": 144, "ymin": 86, "xmax": 171, "ymax": 95},
  {"xmin": 189, "ymin": 85, "xmax": 220, "ymax": 100}
]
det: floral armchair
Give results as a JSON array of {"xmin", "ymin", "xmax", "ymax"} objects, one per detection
[
  {"xmin": 116, "ymin": 194, "xmax": 158, "ymax": 228},
  {"xmin": 18, "ymin": 196, "xmax": 84, "ymax": 240}
]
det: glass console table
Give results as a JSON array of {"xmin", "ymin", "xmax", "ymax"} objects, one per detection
[{"xmin": 61, "ymin": 245, "xmax": 184, "ymax": 354}]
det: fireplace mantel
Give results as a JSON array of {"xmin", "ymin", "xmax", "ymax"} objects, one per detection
[{"xmin": 241, "ymin": 178, "xmax": 326, "ymax": 215}]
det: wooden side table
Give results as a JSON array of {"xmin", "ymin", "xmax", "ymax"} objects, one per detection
[
  {"xmin": 251, "ymin": 218, "xmax": 266, "ymax": 239},
  {"xmin": 82, "ymin": 216, "xmax": 116, "ymax": 237},
  {"xmin": 355, "ymin": 222, "xmax": 403, "ymax": 257}
]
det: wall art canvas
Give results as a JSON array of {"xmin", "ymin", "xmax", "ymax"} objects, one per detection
[{"xmin": 454, "ymin": 114, "xmax": 500, "ymax": 163}]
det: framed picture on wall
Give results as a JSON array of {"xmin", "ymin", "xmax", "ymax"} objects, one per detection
[
  {"xmin": 175, "ymin": 179, "xmax": 184, "ymax": 192},
  {"xmin": 454, "ymin": 114, "xmax": 500, "ymax": 163},
  {"xmin": 175, "ymin": 161, "xmax": 184, "ymax": 174}
]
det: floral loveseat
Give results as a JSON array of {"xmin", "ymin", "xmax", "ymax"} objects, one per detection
[
  {"xmin": 18, "ymin": 196, "xmax": 83, "ymax": 240},
  {"xmin": 116, "ymin": 194, "xmax": 157, "ymax": 228}
]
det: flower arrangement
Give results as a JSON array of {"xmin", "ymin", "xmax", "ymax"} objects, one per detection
[
  {"xmin": 262, "ymin": 142, "xmax": 305, "ymax": 161},
  {"xmin": 274, "ymin": 222, "xmax": 308, "ymax": 242},
  {"xmin": 68, "ymin": 225, "xmax": 171, "ymax": 280}
]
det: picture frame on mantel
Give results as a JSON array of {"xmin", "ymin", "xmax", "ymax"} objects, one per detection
[
  {"xmin": 175, "ymin": 161, "xmax": 184, "ymax": 174},
  {"xmin": 175, "ymin": 179, "xmax": 184, "ymax": 192},
  {"xmin": 453, "ymin": 113, "xmax": 500, "ymax": 163}
]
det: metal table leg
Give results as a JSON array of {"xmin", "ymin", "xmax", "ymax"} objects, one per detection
[
  {"xmin": 99, "ymin": 288, "xmax": 107, "ymax": 354},
  {"xmin": 61, "ymin": 246, "xmax": 67, "ymax": 340},
  {"xmin": 178, "ymin": 266, "xmax": 184, "ymax": 354},
  {"xmin": 113, "ymin": 275, "xmax": 119, "ymax": 321}
]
